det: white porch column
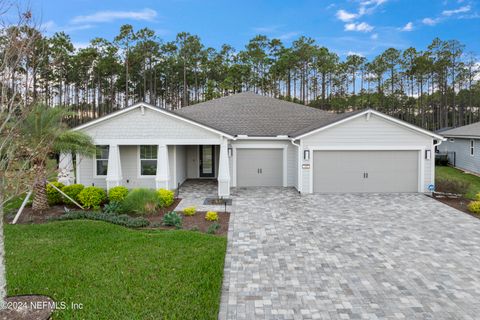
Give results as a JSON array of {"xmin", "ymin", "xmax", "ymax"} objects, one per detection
[
  {"xmin": 155, "ymin": 144, "xmax": 170, "ymax": 189},
  {"xmin": 106, "ymin": 144, "xmax": 122, "ymax": 190},
  {"xmin": 57, "ymin": 153, "xmax": 75, "ymax": 185},
  {"xmin": 217, "ymin": 139, "xmax": 230, "ymax": 197}
]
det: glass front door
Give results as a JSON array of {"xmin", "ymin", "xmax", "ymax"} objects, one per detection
[{"xmin": 199, "ymin": 145, "xmax": 215, "ymax": 177}]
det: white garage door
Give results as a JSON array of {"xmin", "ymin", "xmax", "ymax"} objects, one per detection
[
  {"xmin": 313, "ymin": 150, "xmax": 419, "ymax": 193},
  {"xmin": 237, "ymin": 149, "xmax": 283, "ymax": 187}
]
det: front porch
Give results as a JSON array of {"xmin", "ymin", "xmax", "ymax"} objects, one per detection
[{"xmin": 60, "ymin": 141, "xmax": 231, "ymax": 198}]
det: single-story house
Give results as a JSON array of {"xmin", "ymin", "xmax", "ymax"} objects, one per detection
[
  {"xmin": 58, "ymin": 92, "xmax": 444, "ymax": 197},
  {"xmin": 437, "ymin": 122, "xmax": 480, "ymax": 174}
]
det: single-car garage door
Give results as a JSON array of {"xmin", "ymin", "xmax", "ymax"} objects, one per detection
[
  {"xmin": 313, "ymin": 150, "xmax": 419, "ymax": 193},
  {"xmin": 237, "ymin": 148, "xmax": 283, "ymax": 187}
]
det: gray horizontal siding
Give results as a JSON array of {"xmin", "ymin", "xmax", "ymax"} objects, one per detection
[
  {"xmin": 438, "ymin": 138, "xmax": 480, "ymax": 173},
  {"xmin": 81, "ymin": 107, "xmax": 220, "ymax": 140}
]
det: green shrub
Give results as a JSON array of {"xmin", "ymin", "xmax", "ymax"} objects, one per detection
[
  {"xmin": 108, "ymin": 186, "xmax": 129, "ymax": 203},
  {"xmin": 46, "ymin": 181, "xmax": 65, "ymax": 205},
  {"xmin": 78, "ymin": 186, "xmax": 107, "ymax": 209},
  {"xmin": 435, "ymin": 178, "xmax": 470, "ymax": 195},
  {"xmin": 121, "ymin": 188, "xmax": 159, "ymax": 215},
  {"xmin": 183, "ymin": 206, "xmax": 196, "ymax": 216},
  {"xmin": 158, "ymin": 188, "xmax": 175, "ymax": 207},
  {"xmin": 468, "ymin": 201, "xmax": 480, "ymax": 214},
  {"xmin": 162, "ymin": 211, "xmax": 182, "ymax": 229},
  {"xmin": 103, "ymin": 201, "xmax": 122, "ymax": 214},
  {"xmin": 61, "ymin": 184, "xmax": 84, "ymax": 205},
  {"xmin": 205, "ymin": 211, "xmax": 218, "ymax": 221},
  {"xmin": 207, "ymin": 222, "xmax": 221, "ymax": 235},
  {"xmin": 189, "ymin": 225, "xmax": 199, "ymax": 232},
  {"xmin": 50, "ymin": 211, "xmax": 149, "ymax": 228}
]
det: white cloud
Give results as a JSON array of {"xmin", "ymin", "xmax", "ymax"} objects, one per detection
[
  {"xmin": 347, "ymin": 51, "xmax": 365, "ymax": 57},
  {"xmin": 40, "ymin": 20, "xmax": 93, "ymax": 33},
  {"xmin": 344, "ymin": 22, "xmax": 374, "ymax": 32},
  {"xmin": 71, "ymin": 8, "xmax": 157, "ymax": 24},
  {"xmin": 336, "ymin": 9, "xmax": 358, "ymax": 21},
  {"xmin": 401, "ymin": 22, "xmax": 414, "ymax": 31},
  {"xmin": 252, "ymin": 26, "xmax": 279, "ymax": 33},
  {"xmin": 277, "ymin": 32, "xmax": 300, "ymax": 40},
  {"xmin": 442, "ymin": 5, "xmax": 470, "ymax": 16},
  {"xmin": 422, "ymin": 17, "xmax": 440, "ymax": 25}
]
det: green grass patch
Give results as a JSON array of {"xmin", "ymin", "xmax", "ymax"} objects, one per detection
[
  {"xmin": 5, "ymin": 221, "xmax": 227, "ymax": 319},
  {"xmin": 436, "ymin": 166, "xmax": 480, "ymax": 199}
]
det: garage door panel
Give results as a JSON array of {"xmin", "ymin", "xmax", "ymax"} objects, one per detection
[
  {"xmin": 237, "ymin": 149, "xmax": 283, "ymax": 187},
  {"xmin": 313, "ymin": 150, "xmax": 418, "ymax": 193}
]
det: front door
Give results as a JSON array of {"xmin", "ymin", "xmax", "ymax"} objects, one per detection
[{"xmin": 199, "ymin": 145, "xmax": 215, "ymax": 178}]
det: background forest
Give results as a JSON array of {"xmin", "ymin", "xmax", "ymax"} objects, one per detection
[{"xmin": 1, "ymin": 23, "xmax": 479, "ymax": 131}]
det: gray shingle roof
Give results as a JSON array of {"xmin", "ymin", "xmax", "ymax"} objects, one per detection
[
  {"xmin": 439, "ymin": 122, "xmax": 480, "ymax": 138},
  {"xmin": 174, "ymin": 92, "xmax": 358, "ymax": 137}
]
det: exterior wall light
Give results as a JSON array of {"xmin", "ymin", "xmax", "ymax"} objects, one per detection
[
  {"xmin": 425, "ymin": 150, "xmax": 431, "ymax": 160},
  {"xmin": 228, "ymin": 147, "xmax": 233, "ymax": 157},
  {"xmin": 303, "ymin": 150, "xmax": 310, "ymax": 161}
]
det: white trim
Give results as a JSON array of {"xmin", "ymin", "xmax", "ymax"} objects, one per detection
[
  {"xmin": 72, "ymin": 102, "xmax": 235, "ymax": 139},
  {"xmin": 173, "ymin": 145, "xmax": 177, "ymax": 188},
  {"xmin": 137, "ymin": 145, "xmax": 159, "ymax": 179},
  {"xmin": 93, "ymin": 145, "xmax": 109, "ymax": 178},
  {"xmin": 91, "ymin": 138, "xmax": 224, "ymax": 146},
  {"xmin": 75, "ymin": 153, "xmax": 81, "ymax": 184},
  {"xmin": 298, "ymin": 140, "xmax": 303, "ymax": 192},
  {"xmin": 308, "ymin": 146, "xmax": 425, "ymax": 193},
  {"xmin": 430, "ymin": 140, "xmax": 435, "ymax": 191},
  {"xmin": 294, "ymin": 109, "xmax": 445, "ymax": 140},
  {"xmin": 235, "ymin": 136, "xmax": 291, "ymax": 140},
  {"xmin": 232, "ymin": 143, "xmax": 288, "ymax": 187}
]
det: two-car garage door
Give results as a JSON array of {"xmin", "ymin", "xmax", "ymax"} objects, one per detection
[{"xmin": 313, "ymin": 150, "xmax": 419, "ymax": 193}]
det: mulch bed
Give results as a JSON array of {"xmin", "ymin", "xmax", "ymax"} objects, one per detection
[
  {"xmin": 0, "ymin": 295, "xmax": 54, "ymax": 320},
  {"xmin": 145, "ymin": 211, "xmax": 230, "ymax": 235},
  {"xmin": 7, "ymin": 198, "xmax": 230, "ymax": 235},
  {"xmin": 431, "ymin": 194, "xmax": 480, "ymax": 219}
]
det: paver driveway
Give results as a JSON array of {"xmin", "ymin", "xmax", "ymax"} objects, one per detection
[{"xmin": 219, "ymin": 188, "xmax": 480, "ymax": 320}]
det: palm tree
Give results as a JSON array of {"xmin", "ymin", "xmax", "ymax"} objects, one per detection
[{"xmin": 19, "ymin": 104, "xmax": 95, "ymax": 212}]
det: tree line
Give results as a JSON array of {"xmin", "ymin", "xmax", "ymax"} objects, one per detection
[{"xmin": 1, "ymin": 23, "xmax": 479, "ymax": 131}]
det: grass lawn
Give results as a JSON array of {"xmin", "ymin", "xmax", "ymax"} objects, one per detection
[
  {"xmin": 436, "ymin": 166, "xmax": 480, "ymax": 199},
  {"xmin": 5, "ymin": 221, "xmax": 227, "ymax": 319}
]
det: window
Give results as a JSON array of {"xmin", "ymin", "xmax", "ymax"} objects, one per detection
[
  {"xmin": 140, "ymin": 145, "xmax": 158, "ymax": 176},
  {"xmin": 95, "ymin": 145, "xmax": 109, "ymax": 176},
  {"xmin": 471, "ymin": 140, "xmax": 475, "ymax": 156}
]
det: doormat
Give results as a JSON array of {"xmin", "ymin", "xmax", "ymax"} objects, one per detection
[{"xmin": 203, "ymin": 198, "xmax": 232, "ymax": 205}]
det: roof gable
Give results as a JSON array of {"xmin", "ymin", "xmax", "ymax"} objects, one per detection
[{"xmin": 73, "ymin": 102, "xmax": 234, "ymax": 139}]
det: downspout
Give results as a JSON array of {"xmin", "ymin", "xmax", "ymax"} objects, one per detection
[{"xmin": 290, "ymin": 138, "xmax": 302, "ymax": 194}]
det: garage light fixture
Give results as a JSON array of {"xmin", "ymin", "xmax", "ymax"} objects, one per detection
[
  {"xmin": 303, "ymin": 150, "xmax": 310, "ymax": 161},
  {"xmin": 228, "ymin": 147, "xmax": 233, "ymax": 157},
  {"xmin": 425, "ymin": 150, "xmax": 431, "ymax": 160}
]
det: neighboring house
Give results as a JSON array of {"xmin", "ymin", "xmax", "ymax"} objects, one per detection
[
  {"xmin": 437, "ymin": 122, "xmax": 480, "ymax": 174},
  {"xmin": 58, "ymin": 92, "xmax": 444, "ymax": 196}
]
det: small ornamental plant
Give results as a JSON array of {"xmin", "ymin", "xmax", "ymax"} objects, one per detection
[
  {"xmin": 158, "ymin": 189, "xmax": 175, "ymax": 207},
  {"xmin": 468, "ymin": 201, "xmax": 480, "ymax": 214},
  {"xmin": 183, "ymin": 206, "xmax": 196, "ymax": 216},
  {"xmin": 162, "ymin": 211, "xmax": 182, "ymax": 229},
  {"xmin": 108, "ymin": 186, "xmax": 129, "ymax": 203},
  {"xmin": 46, "ymin": 181, "xmax": 65, "ymax": 205},
  {"xmin": 78, "ymin": 186, "xmax": 107, "ymax": 209},
  {"xmin": 61, "ymin": 184, "xmax": 84, "ymax": 205},
  {"xmin": 205, "ymin": 211, "xmax": 218, "ymax": 221}
]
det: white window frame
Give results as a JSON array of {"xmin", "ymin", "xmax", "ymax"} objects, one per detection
[
  {"xmin": 471, "ymin": 140, "xmax": 475, "ymax": 156},
  {"xmin": 138, "ymin": 145, "xmax": 158, "ymax": 177},
  {"xmin": 94, "ymin": 145, "xmax": 109, "ymax": 177}
]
